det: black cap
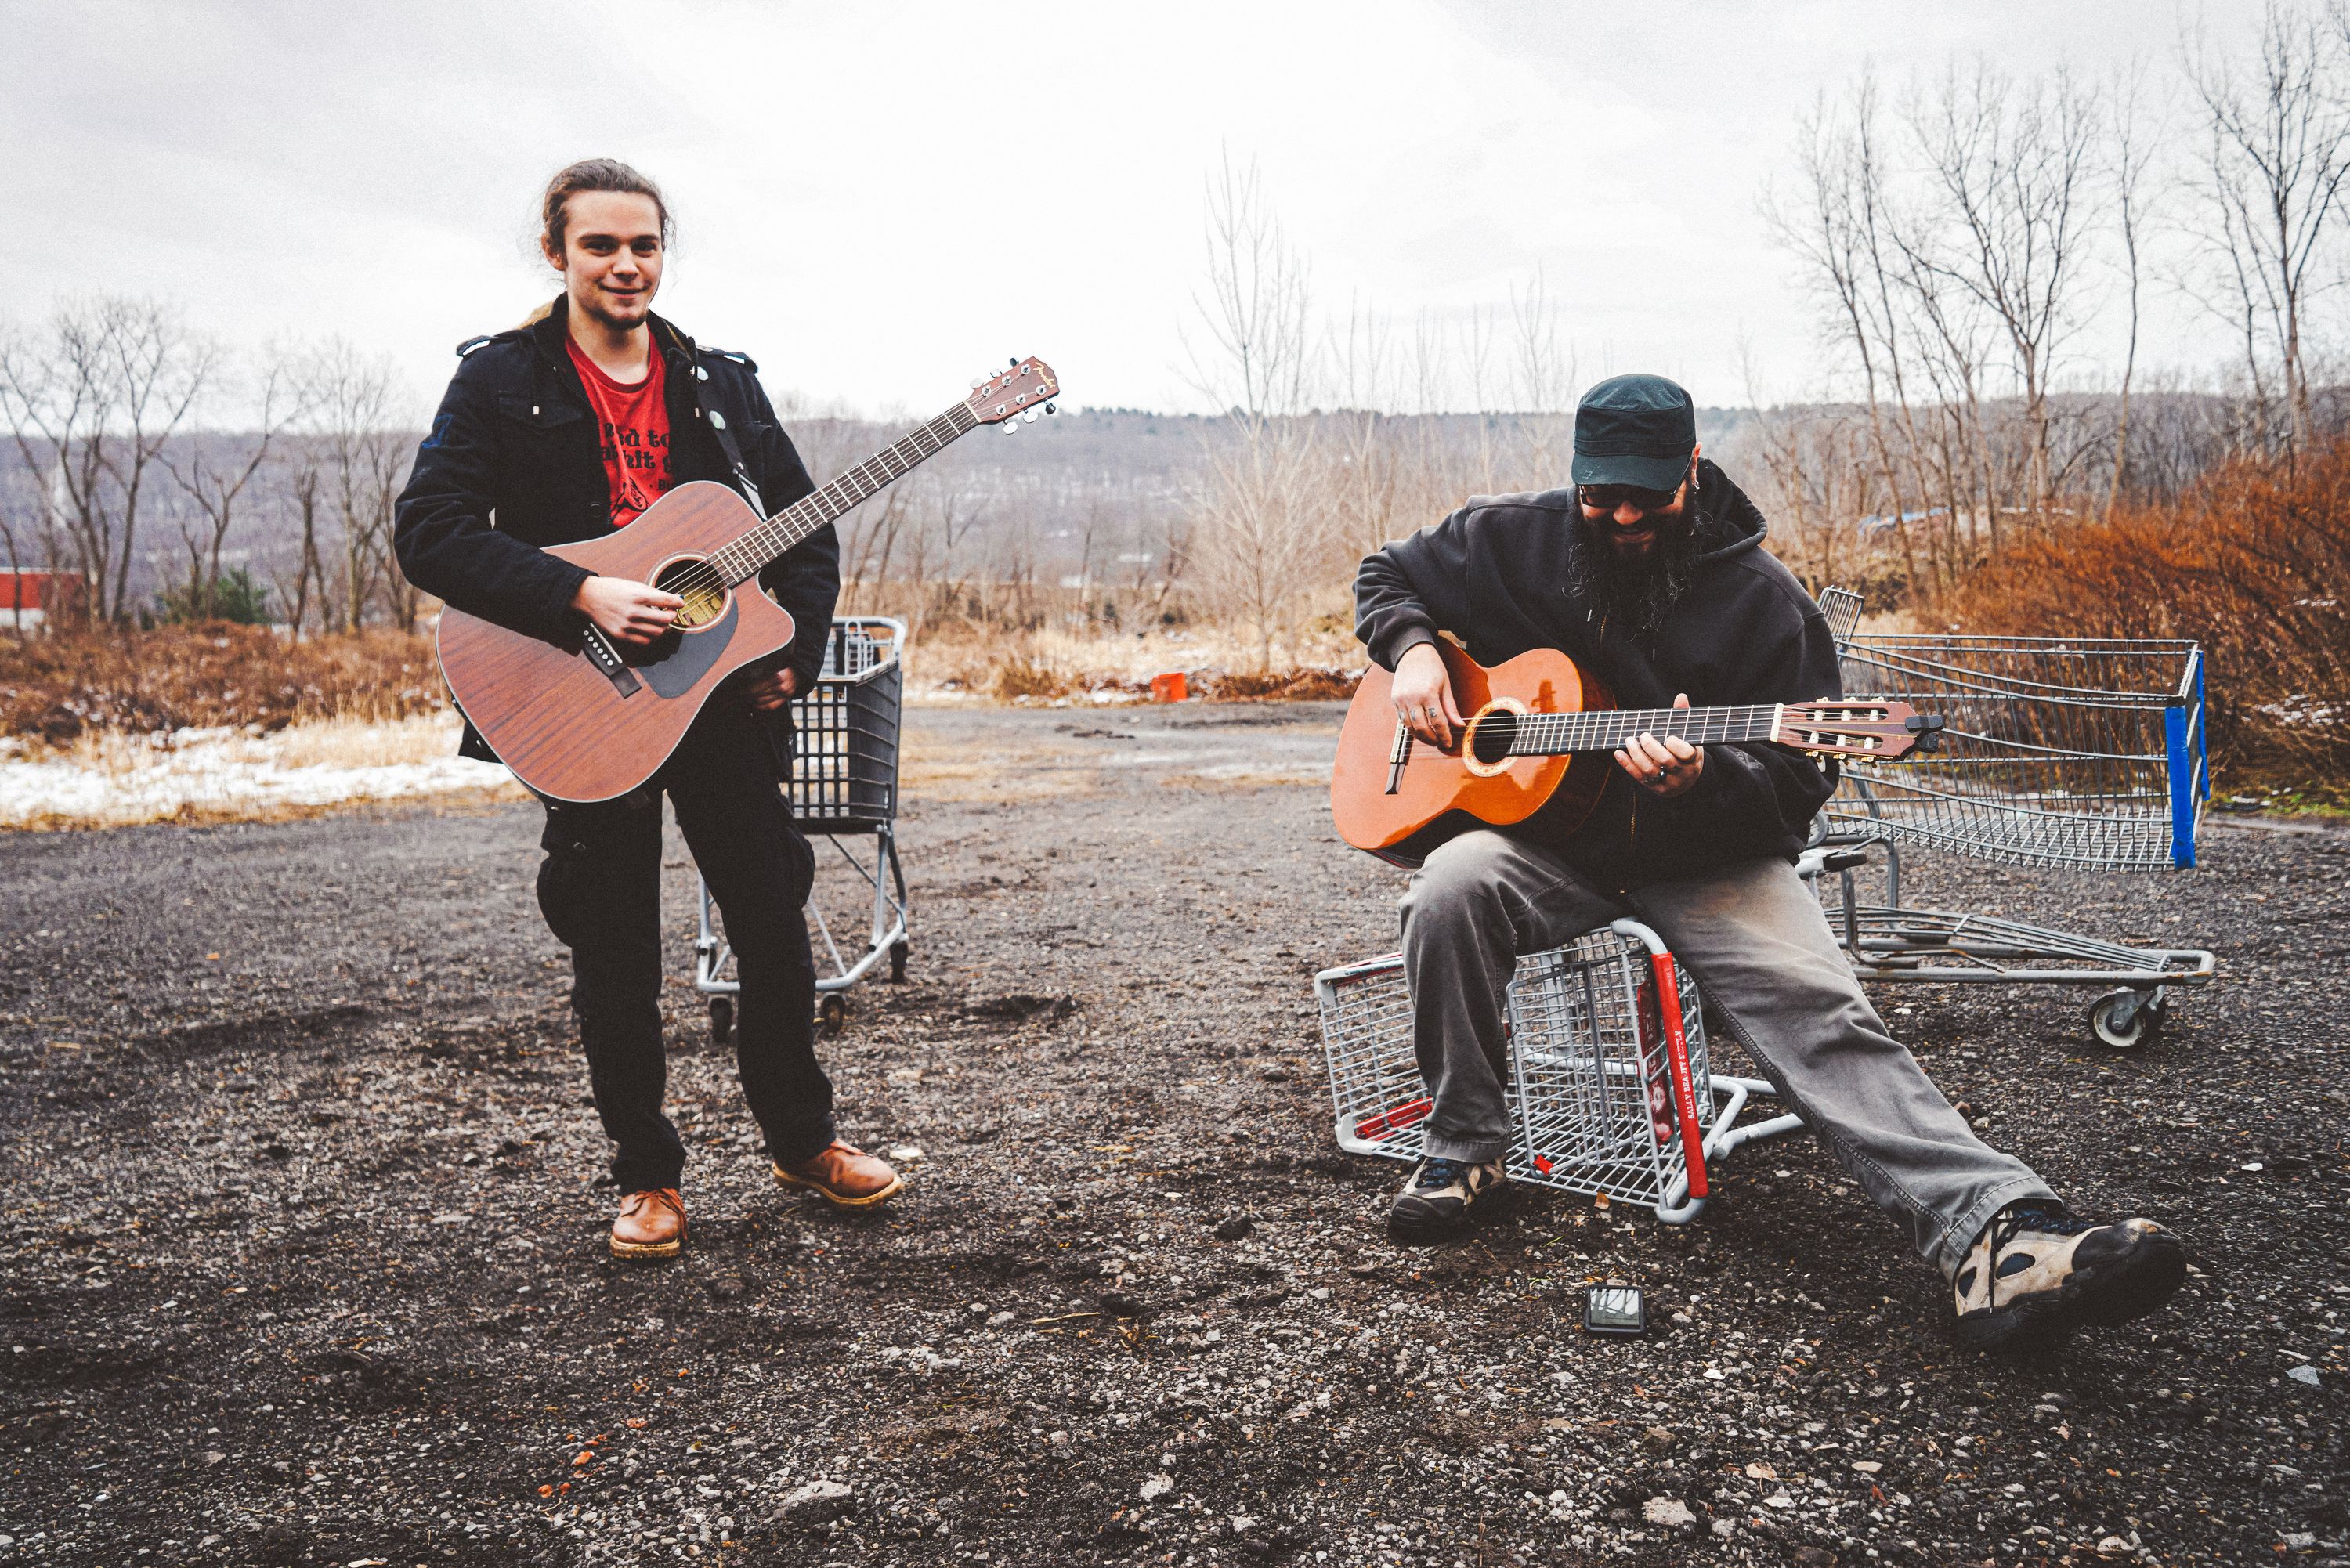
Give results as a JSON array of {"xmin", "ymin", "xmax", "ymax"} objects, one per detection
[{"xmin": 1572, "ymin": 373, "xmax": 1697, "ymax": 492}]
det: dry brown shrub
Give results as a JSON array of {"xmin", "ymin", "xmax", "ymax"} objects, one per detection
[
  {"xmin": 1195, "ymin": 666, "xmax": 1359, "ymax": 702},
  {"xmin": 0, "ymin": 623, "xmax": 444, "ymax": 746},
  {"xmin": 1956, "ymin": 441, "xmax": 2350, "ymax": 777},
  {"xmin": 989, "ymin": 652, "xmax": 1072, "ymax": 702}
]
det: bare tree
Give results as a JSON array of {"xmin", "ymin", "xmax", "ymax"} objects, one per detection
[
  {"xmin": 2185, "ymin": 2, "xmax": 2350, "ymax": 458},
  {"xmin": 1766, "ymin": 75, "xmax": 1930, "ymax": 597},
  {"xmin": 1905, "ymin": 63, "xmax": 2102, "ymax": 522},
  {"xmin": 0, "ymin": 297, "xmax": 215, "ymax": 622},
  {"xmin": 1506, "ymin": 268, "xmax": 1578, "ymax": 480},
  {"xmin": 1329, "ymin": 301, "xmax": 1403, "ymax": 561},
  {"xmin": 164, "ymin": 349, "xmax": 300, "ymax": 619},
  {"xmin": 297, "ymin": 341, "xmax": 417, "ymax": 630},
  {"xmin": 271, "ymin": 445, "xmax": 330, "ymax": 638},
  {"xmin": 1181, "ymin": 154, "xmax": 1322, "ymax": 669},
  {"xmin": 2107, "ymin": 62, "xmax": 2160, "ymax": 511}
]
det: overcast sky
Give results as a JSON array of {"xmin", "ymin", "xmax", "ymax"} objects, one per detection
[{"xmin": 9, "ymin": 0, "xmax": 2270, "ymax": 421}]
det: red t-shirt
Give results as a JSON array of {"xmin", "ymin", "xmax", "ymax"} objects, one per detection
[{"xmin": 566, "ymin": 337, "xmax": 675, "ymax": 527}]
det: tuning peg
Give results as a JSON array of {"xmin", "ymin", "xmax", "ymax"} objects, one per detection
[
  {"xmin": 1022, "ymin": 407, "xmax": 1040, "ymax": 423},
  {"xmin": 1001, "ymin": 417, "xmax": 1018, "ymax": 434},
  {"xmin": 971, "ymin": 377, "xmax": 984, "ymax": 389},
  {"xmin": 1045, "ymin": 403, "xmax": 1056, "ymax": 414},
  {"xmin": 1008, "ymin": 356, "xmax": 1018, "ymax": 367}
]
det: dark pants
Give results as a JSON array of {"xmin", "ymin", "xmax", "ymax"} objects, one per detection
[
  {"xmin": 1401, "ymin": 832, "xmax": 2053, "ymax": 1275},
  {"xmin": 536, "ymin": 709, "xmax": 833, "ymax": 1191}
]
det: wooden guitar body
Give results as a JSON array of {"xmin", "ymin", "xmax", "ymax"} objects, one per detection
[
  {"xmin": 436, "ymin": 482, "xmax": 791, "ymax": 804},
  {"xmin": 1330, "ymin": 643, "xmax": 1616, "ymax": 866}
]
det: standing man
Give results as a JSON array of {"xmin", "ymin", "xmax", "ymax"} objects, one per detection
[
  {"xmin": 396, "ymin": 158, "xmax": 902, "ymax": 1261},
  {"xmin": 1354, "ymin": 374, "xmax": 2186, "ymax": 1350}
]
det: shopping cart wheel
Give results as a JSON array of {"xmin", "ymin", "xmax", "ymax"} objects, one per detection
[
  {"xmin": 2088, "ymin": 988, "xmax": 2165, "ymax": 1050},
  {"xmin": 708, "ymin": 996, "xmax": 733, "ymax": 1047},
  {"xmin": 890, "ymin": 940, "xmax": 909, "ymax": 983},
  {"xmin": 819, "ymin": 994, "xmax": 848, "ymax": 1037}
]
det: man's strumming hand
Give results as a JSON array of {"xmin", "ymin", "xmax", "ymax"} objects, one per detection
[
  {"xmin": 1391, "ymin": 642, "xmax": 1465, "ymax": 749},
  {"xmin": 742, "ymin": 667, "xmax": 802, "ymax": 713},
  {"xmin": 573, "ymin": 576, "xmax": 685, "ymax": 646},
  {"xmin": 1615, "ymin": 692, "xmax": 1705, "ymax": 797}
]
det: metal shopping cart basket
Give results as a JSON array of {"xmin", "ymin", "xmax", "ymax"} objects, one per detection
[
  {"xmin": 698, "ymin": 616, "xmax": 909, "ymax": 1042},
  {"xmin": 1316, "ymin": 920, "xmax": 1800, "ymax": 1222},
  {"xmin": 1806, "ymin": 588, "xmax": 2216, "ymax": 1049}
]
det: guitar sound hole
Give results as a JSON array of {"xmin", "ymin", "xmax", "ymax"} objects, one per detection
[
  {"xmin": 652, "ymin": 559, "xmax": 728, "ymax": 630},
  {"xmin": 1469, "ymin": 708, "xmax": 1519, "ymax": 764}
]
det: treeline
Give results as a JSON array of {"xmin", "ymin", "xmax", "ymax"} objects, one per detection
[
  {"xmin": 1749, "ymin": 2, "xmax": 2350, "ymax": 605},
  {"xmin": 0, "ymin": 298, "xmax": 418, "ymax": 634},
  {"xmin": 9, "ymin": 4, "xmax": 2350, "ymax": 703}
]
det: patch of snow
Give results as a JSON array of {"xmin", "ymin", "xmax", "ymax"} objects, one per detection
[{"xmin": 0, "ymin": 724, "xmax": 515, "ymax": 829}]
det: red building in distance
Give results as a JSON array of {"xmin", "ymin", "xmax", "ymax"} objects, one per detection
[{"xmin": 0, "ymin": 569, "xmax": 87, "ymax": 630}]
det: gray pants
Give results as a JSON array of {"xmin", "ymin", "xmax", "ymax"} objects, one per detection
[{"xmin": 1400, "ymin": 830, "xmax": 2054, "ymax": 1274}]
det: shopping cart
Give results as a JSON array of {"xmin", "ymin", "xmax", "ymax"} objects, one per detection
[
  {"xmin": 698, "ymin": 616, "xmax": 909, "ymax": 1042},
  {"xmin": 1316, "ymin": 920, "xmax": 1800, "ymax": 1222},
  {"xmin": 1806, "ymin": 588, "xmax": 2216, "ymax": 1049}
]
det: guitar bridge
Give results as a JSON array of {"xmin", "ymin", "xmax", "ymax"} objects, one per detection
[
  {"xmin": 581, "ymin": 625, "xmax": 642, "ymax": 697},
  {"xmin": 1386, "ymin": 723, "xmax": 1412, "ymax": 794}
]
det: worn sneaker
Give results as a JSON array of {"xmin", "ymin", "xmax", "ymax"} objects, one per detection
[
  {"xmin": 1953, "ymin": 1201, "xmax": 2186, "ymax": 1351},
  {"xmin": 1388, "ymin": 1157, "xmax": 1506, "ymax": 1243}
]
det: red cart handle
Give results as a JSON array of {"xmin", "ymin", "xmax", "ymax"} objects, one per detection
[{"xmin": 1647, "ymin": 952, "xmax": 1709, "ymax": 1201}]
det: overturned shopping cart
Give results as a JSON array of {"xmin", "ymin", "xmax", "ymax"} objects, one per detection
[
  {"xmin": 698, "ymin": 616, "xmax": 909, "ymax": 1042},
  {"xmin": 1806, "ymin": 588, "xmax": 2216, "ymax": 1049},
  {"xmin": 1317, "ymin": 921, "xmax": 1802, "ymax": 1222}
]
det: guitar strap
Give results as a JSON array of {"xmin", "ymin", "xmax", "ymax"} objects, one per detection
[
  {"xmin": 665, "ymin": 323, "xmax": 766, "ymax": 515},
  {"xmin": 665, "ymin": 323, "xmax": 798, "ymax": 775}
]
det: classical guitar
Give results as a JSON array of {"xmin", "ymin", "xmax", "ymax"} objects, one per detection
[
  {"xmin": 437, "ymin": 357, "xmax": 1061, "ymax": 802},
  {"xmin": 1330, "ymin": 642, "xmax": 1941, "ymax": 865}
]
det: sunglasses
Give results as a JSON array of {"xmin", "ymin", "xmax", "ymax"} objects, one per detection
[{"xmin": 1578, "ymin": 481, "xmax": 1685, "ymax": 514}]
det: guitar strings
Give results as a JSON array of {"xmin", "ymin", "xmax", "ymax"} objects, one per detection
[
  {"xmin": 642, "ymin": 404, "xmax": 974, "ymax": 619},
  {"xmin": 1497, "ymin": 702, "xmax": 1892, "ymax": 756},
  {"xmin": 656, "ymin": 413, "xmax": 955, "ymax": 600},
  {"xmin": 1505, "ymin": 704, "xmax": 1777, "ymax": 753}
]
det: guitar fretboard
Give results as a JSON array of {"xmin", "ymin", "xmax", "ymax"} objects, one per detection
[
  {"xmin": 1504, "ymin": 705, "xmax": 1782, "ymax": 756},
  {"xmin": 706, "ymin": 400, "xmax": 982, "ymax": 585}
]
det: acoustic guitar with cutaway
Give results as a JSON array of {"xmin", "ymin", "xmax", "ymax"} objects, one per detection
[
  {"xmin": 1330, "ymin": 642, "xmax": 1941, "ymax": 865},
  {"xmin": 436, "ymin": 357, "xmax": 1061, "ymax": 803}
]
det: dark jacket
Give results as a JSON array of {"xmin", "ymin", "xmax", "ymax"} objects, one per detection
[
  {"xmin": 393, "ymin": 298, "xmax": 840, "ymax": 701},
  {"xmin": 1354, "ymin": 460, "xmax": 1841, "ymax": 886}
]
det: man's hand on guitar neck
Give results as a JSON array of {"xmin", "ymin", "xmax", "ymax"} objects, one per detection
[
  {"xmin": 1392, "ymin": 642, "xmax": 1466, "ymax": 749},
  {"xmin": 574, "ymin": 575, "xmax": 686, "ymax": 646},
  {"xmin": 1615, "ymin": 692, "xmax": 1705, "ymax": 798}
]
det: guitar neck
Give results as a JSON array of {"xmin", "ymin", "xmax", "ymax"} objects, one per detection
[
  {"xmin": 704, "ymin": 399, "xmax": 982, "ymax": 585},
  {"xmin": 1505, "ymin": 704, "xmax": 1784, "ymax": 756}
]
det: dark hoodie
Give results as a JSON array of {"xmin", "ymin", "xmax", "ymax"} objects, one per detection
[{"xmin": 1353, "ymin": 459, "xmax": 1841, "ymax": 887}]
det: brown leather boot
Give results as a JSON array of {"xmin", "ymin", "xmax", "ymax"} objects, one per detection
[
  {"xmin": 610, "ymin": 1187, "xmax": 686, "ymax": 1259},
  {"xmin": 773, "ymin": 1140, "xmax": 904, "ymax": 1209}
]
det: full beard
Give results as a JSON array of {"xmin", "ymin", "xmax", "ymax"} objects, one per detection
[{"xmin": 1567, "ymin": 513, "xmax": 1701, "ymax": 639}]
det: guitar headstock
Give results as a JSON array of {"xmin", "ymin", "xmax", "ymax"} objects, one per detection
[
  {"xmin": 967, "ymin": 357, "xmax": 1061, "ymax": 428},
  {"xmin": 1777, "ymin": 699, "xmax": 1943, "ymax": 760}
]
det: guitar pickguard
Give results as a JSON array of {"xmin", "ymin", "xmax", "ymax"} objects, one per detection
[{"xmin": 631, "ymin": 592, "xmax": 741, "ymax": 698}]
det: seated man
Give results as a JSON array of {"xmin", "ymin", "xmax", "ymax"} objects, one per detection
[{"xmin": 1353, "ymin": 372, "xmax": 2186, "ymax": 1351}]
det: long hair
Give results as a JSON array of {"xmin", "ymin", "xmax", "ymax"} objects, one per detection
[{"xmin": 521, "ymin": 158, "xmax": 672, "ymax": 326}]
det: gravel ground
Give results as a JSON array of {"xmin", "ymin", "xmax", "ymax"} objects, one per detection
[{"xmin": 1, "ymin": 700, "xmax": 2343, "ymax": 1566}]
